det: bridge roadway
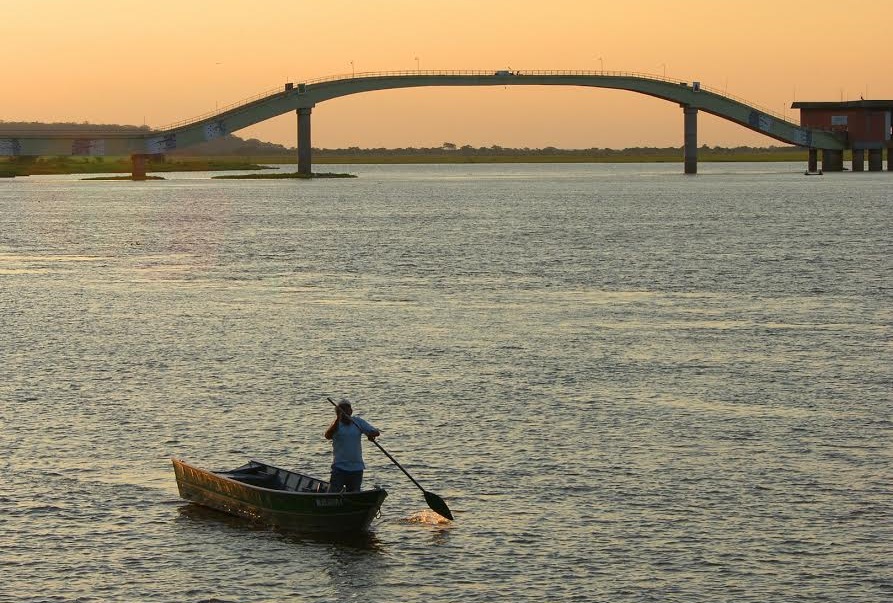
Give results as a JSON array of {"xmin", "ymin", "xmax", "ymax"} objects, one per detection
[{"xmin": 1, "ymin": 70, "xmax": 846, "ymax": 177}]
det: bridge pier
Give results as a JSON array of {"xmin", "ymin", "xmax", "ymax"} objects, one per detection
[
  {"xmin": 867, "ymin": 148, "xmax": 883, "ymax": 171},
  {"xmin": 297, "ymin": 107, "xmax": 312, "ymax": 176},
  {"xmin": 822, "ymin": 149, "xmax": 844, "ymax": 172},
  {"xmin": 131, "ymin": 154, "xmax": 148, "ymax": 180},
  {"xmin": 683, "ymin": 106, "xmax": 698, "ymax": 175},
  {"xmin": 808, "ymin": 149, "xmax": 818, "ymax": 172},
  {"xmin": 852, "ymin": 149, "xmax": 865, "ymax": 172}
]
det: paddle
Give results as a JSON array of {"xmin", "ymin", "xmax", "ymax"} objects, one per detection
[{"xmin": 326, "ymin": 397, "xmax": 453, "ymax": 520}]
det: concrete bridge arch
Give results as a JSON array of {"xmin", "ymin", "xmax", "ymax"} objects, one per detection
[
  {"xmin": 162, "ymin": 70, "xmax": 845, "ymax": 176},
  {"xmin": 1, "ymin": 70, "xmax": 849, "ymax": 176}
]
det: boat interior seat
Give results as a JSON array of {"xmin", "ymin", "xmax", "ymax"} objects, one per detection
[
  {"xmin": 223, "ymin": 472, "xmax": 282, "ymax": 488},
  {"xmin": 218, "ymin": 467, "xmax": 325, "ymax": 492}
]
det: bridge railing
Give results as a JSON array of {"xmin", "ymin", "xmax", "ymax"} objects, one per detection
[
  {"xmin": 159, "ymin": 85, "xmax": 288, "ymax": 131},
  {"xmin": 695, "ymin": 83, "xmax": 793, "ymax": 124},
  {"xmin": 300, "ymin": 68, "xmax": 690, "ymax": 86},
  {"xmin": 157, "ymin": 70, "xmax": 797, "ymax": 132}
]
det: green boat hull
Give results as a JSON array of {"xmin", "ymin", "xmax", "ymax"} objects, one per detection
[{"xmin": 172, "ymin": 458, "xmax": 387, "ymax": 533}]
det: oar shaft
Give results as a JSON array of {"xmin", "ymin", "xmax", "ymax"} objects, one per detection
[{"xmin": 368, "ymin": 438, "xmax": 426, "ymax": 493}]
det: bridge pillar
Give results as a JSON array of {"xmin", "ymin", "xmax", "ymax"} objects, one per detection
[
  {"xmin": 867, "ymin": 148, "xmax": 883, "ymax": 171},
  {"xmin": 683, "ymin": 106, "xmax": 698, "ymax": 175},
  {"xmin": 131, "ymin": 154, "xmax": 148, "ymax": 180},
  {"xmin": 297, "ymin": 107, "xmax": 312, "ymax": 176},
  {"xmin": 821, "ymin": 149, "xmax": 844, "ymax": 172},
  {"xmin": 852, "ymin": 148, "xmax": 865, "ymax": 172},
  {"xmin": 808, "ymin": 149, "xmax": 818, "ymax": 173}
]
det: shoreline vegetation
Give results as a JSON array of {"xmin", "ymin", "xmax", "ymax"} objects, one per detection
[
  {"xmin": 0, "ymin": 147, "xmax": 818, "ymax": 178},
  {"xmin": 212, "ymin": 172, "xmax": 356, "ymax": 179},
  {"xmin": 0, "ymin": 122, "xmax": 823, "ymax": 177}
]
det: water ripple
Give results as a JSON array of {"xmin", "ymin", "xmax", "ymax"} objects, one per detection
[{"xmin": 1, "ymin": 165, "xmax": 890, "ymax": 602}]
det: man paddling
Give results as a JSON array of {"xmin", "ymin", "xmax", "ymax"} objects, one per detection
[{"xmin": 324, "ymin": 399, "xmax": 380, "ymax": 492}]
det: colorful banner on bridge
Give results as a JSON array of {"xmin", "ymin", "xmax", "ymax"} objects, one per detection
[
  {"xmin": 204, "ymin": 120, "xmax": 227, "ymax": 140},
  {"xmin": 146, "ymin": 134, "xmax": 177, "ymax": 153},
  {"xmin": 792, "ymin": 128, "xmax": 813, "ymax": 147},
  {"xmin": 747, "ymin": 111, "xmax": 774, "ymax": 133},
  {"xmin": 0, "ymin": 138, "xmax": 22, "ymax": 156}
]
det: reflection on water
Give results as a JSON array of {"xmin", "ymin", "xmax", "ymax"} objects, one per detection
[
  {"xmin": 176, "ymin": 503, "xmax": 273, "ymax": 533},
  {"xmin": 177, "ymin": 504, "xmax": 385, "ymax": 552}
]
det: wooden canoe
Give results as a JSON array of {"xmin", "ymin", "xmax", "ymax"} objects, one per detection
[{"xmin": 172, "ymin": 458, "xmax": 387, "ymax": 533}]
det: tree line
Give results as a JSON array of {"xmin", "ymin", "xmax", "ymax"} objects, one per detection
[{"xmin": 1, "ymin": 122, "xmax": 803, "ymax": 157}]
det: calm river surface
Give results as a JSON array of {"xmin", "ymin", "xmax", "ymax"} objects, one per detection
[{"xmin": 1, "ymin": 163, "xmax": 890, "ymax": 602}]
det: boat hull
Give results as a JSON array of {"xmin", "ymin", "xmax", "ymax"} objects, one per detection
[{"xmin": 172, "ymin": 458, "xmax": 387, "ymax": 533}]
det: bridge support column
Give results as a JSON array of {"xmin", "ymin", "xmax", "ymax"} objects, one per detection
[
  {"xmin": 852, "ymin": 148, "xmax": 865, "ymax": 172},
  {"xmin": 131, "ymin": 154, "xmax": 148, "ymax": 180},
  {"xmin": 821, "ymin": 149, "xmax": 844, "ymax": 172},
  {"xmin": 297, "ymin": 107, "xmax": 312, "ymax": 176},
  {"xmin": 683, "ymin": 106, "xmax": 698, "ymax": 175},
  {"xmin": 867, "ymin": 148, "xmax": 883, "ymax": 171},
  {"xmin": 808, "ymin": 149, "xmax": 818, "ymax": 173}
]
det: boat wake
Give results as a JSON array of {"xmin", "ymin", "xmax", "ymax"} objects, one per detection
[{"xmin": 403, "ymin": 509, "xmax": 452, "ymax": 525}]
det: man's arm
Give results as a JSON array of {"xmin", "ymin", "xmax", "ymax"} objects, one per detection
[
  {"xmin": 354, "ymin": 417, "xmax": 380, "ymax": 441},
  {"xmin": 324, "ymin": 419, "xmax": 339, "ymax": 440}
]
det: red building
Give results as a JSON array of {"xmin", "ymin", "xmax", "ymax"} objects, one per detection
[
  {"xmin": 792, "ymin": 100, "xmax": 893, "ymax": 171},
  {"xmin": 793, "ymin": 100, "xmax": 892, "ymax": 146}
]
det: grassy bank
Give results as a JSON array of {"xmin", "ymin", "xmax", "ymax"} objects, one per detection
[
  {"xmin": 175, "ymin": 149, "xmax": 813, "ymax": 165},
  {"xmin": 0, "ymin": 156, "xmax": 271, "ymax": 177},
  {"xmin": 212, "ymin": 172, "xmax": 355, "ymax": 179},
  {"xmin": 310, "ymin": 151, "xmax": 811, "ymax": 164},
  {"xmin": 1, "ymin": 148, "xmax": 823, "ymax": 177}
]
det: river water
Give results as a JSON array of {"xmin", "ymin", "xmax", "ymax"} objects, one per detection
[{"xmin": 1, "ymin": 163, "xmax": 890, "ymax": 602}]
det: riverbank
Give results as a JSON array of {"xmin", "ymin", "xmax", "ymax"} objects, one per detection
[
  {"xmin": 0, "ymin": 156, "xmax": 271, "ymax": 177},
  {"xmin": 190, "ymin": 149, "xmax": 813, "ymax": 165},
  {"xmin": 212, "ymin": 172, "xmax": 356, "ymax": 179},
  {"xmin": 0, "ymin": 148, "xmax": 823, "ymax": 177}
]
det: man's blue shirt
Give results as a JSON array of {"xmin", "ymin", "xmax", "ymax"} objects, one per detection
[{"xmin": 331, "ymin": 417, "xmax": 376, "ymax": 472}]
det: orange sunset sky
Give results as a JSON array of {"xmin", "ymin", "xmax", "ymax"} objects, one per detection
[{"xmin": 3, "ymin": 0, "xmax": 889, "ymax": 149}]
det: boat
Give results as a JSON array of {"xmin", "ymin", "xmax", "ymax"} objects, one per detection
[{"xmin": 171, "ymin": 458, "xmax": 387, "ymax": 533}]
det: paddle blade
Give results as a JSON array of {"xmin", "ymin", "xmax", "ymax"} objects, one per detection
[{"xmin": 424, "ymin": 490, "xmax": 454, "ymax": 521}]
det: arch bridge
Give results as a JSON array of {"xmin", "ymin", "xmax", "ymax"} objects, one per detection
[{"xmin": 1, "ymin": 70, "xmax": 850, "ymax": 177}]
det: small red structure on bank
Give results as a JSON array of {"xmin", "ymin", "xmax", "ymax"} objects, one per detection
[{"xmin": 792, "ymin": 100, "xmax": 893, "ymax": 171}]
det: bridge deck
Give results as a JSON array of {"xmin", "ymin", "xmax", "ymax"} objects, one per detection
[{"xmin": 0, "ymin": 70, "xmax": 846, "ymax": 158}]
